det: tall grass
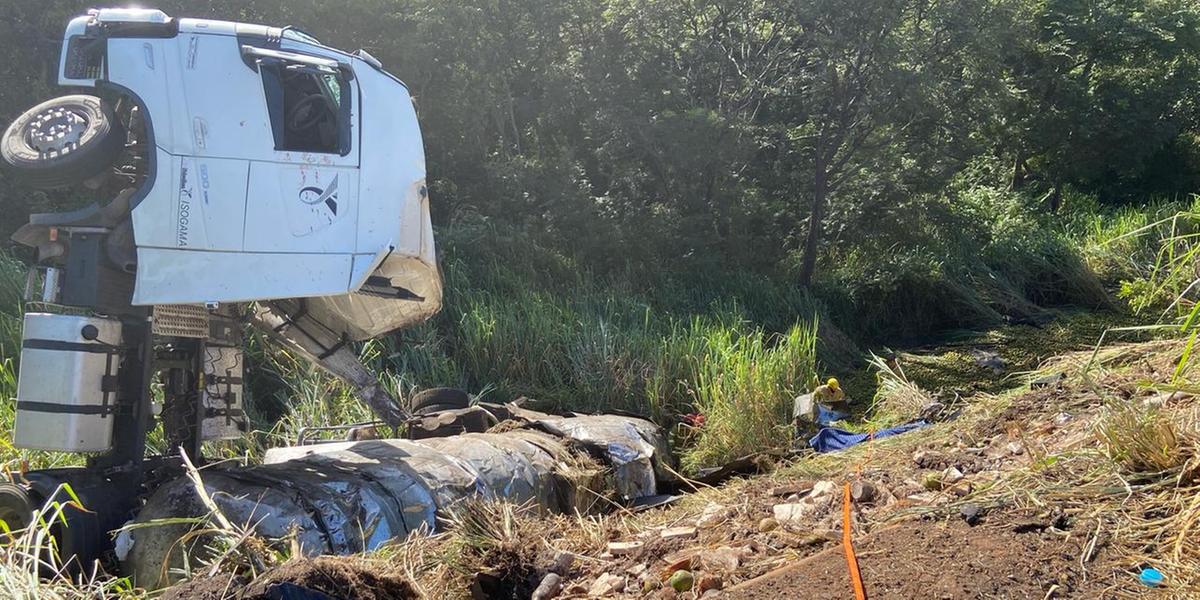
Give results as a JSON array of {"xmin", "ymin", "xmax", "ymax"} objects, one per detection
[{"xmin": 682, "ymin": 321, "xmax": 817, "ymax": 469}]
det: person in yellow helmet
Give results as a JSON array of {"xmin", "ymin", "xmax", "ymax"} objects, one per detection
[{"xmin": 793, "ymin": 377, "xmax": 849, "ymax": 443}]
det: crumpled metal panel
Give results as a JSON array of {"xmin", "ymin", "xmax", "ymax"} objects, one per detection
[
  {"xmin": 529, "ymin": 414, "xmax": 675, "ymax": 500},
  {"xmin": 124, "ymin": 413, "xmax": 673, "ymax": 588}
]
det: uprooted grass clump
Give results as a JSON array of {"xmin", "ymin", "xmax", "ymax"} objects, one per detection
[{"xmin": 1097, "ymin": 402, "xmax": 1192, "ymax": 474}]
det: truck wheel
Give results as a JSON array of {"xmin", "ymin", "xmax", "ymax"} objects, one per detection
[
  {"xmin": 411, "ymin": 387, "xmax": 471, "ymax": 415},
  {"xmin": 1, "ymin": 95, "xmax": 126, "ymax": 189}
]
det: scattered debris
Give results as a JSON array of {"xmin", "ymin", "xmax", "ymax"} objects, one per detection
[
  {"xmin": 668, "ymin": 570, "xmax": 694, "ymax": 593},
  {"xmin": 696, "ymin": 503, "xmax": 729, "ymax": 529},
  {"xmin": 850, "ymin": 480, "xmax": 878, "ymax": 504},
  {"xmin": 696, "ymin": 572, "xmax": 723, "ymax": 593},
  {"xmin": 660, "ymin": 526, "xmax": 697, "ymax": 540},
  {"xmin": 1030, "ymin": 372, "xmax": 1066, "ymax": 389},
  {"xmin": 1139, "ymin": 567, "xmax": 1164, "ymax": 588},
  {"xmin": 532, "ymin": 573, "xmax": 563, "ymax": 600},
  {"xmin": 698, "ymin": 547, "xmax": 741, "ymax": 573},
  {"xmin": 960, "ymin": 503, "xmax": 983, "ymax": 526},
  {"xmin": 971, "ymin": 349, "xmax": 1007, "ymax": 374},
  {"xmin": 607, "ymin": 541, "xmax": 645, "ymax": 556},
  {"xmin": 589, "ymin": 573, "xmax": 625, "ymax": 597},
  {"xmin": 756, "ymin": 517, "xmax": 779, "ymax": 533}
]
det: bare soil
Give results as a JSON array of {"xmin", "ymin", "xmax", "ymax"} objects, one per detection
[{"xmin": 723, "ymin": 516, "xmax": 1121, "ymax": 599}]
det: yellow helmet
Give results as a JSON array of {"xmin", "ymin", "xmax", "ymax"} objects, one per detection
[{"xmin": 827, "ymin": 377, "xmax": 840, "ymax": 390}]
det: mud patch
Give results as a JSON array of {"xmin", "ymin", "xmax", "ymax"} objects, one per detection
[
  {"xmin": 724, "ymin": 516, "xmax": 1112, "ymax": 599},
  {"xmin": 162, "ymin": 557, "xmax": 417, "ymax": 600}
]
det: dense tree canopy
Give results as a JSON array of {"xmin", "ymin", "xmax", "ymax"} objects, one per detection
[{"xmin": 1, "ymin": 0, "xmax": 1198, "ymax": 288}]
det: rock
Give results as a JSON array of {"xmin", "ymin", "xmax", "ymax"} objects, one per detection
[
  {"xmin": 1006, "ymin": 441, "xmax": 1025, "ymax": 456},
  {"xmin": 1030, "ymin": 372, "xmax": 1066, "ymax": 389},
  {"xmin": 960, "ymin": 503, "xmax": 983, "ymax": 526},
  {"xmin": 773, "ymin": 480, "xmax": 836, "ymax": 524},
  {"xmin": 697, "ymin": 572, "xmax": 723, "ymax": 593},
  {"xmin": 947, "ymin": 481, "xmax": 973, "ymax": 497},
  {"xmin": 941, "ymin": 466, "xmax": 964, "ymax": 485},
  {"xmin": 757, "ymin": 517, "xmax": 779, "ymax": 533},
  {"xmin": 810, "ymin": 480, "xmax": 837, "ymax": 498},
  {"xmin": 669, "ymin": 570, "xmax": 695, "ymax": 592},
  {"xmin": 773, "ymin": 503, "xmax": 815, "ymax": 523},
  {"xmin": 589, "ymin": 573, "xmax": 625, "ymax": 597},
  {"xmin": 607, "ymin": 540, "xmax": 644, "ymax": 556},
  {"xmin": 550, "ymin": 551, "xmax": 575, "ymax": 574},
  {"xmin": 660, "ymin": 526, "xmax": 697, "ymax": 540},
  {"xmin": 850, "ymin": 480, "xmax": 878, "ymax": 504},
  {"xmin": 696, "ymin": 503, "xmax": 729, "ymax": 529},
  {"xmin": 971, "ymin": 349, "xmax": 1007, "ymax": 374},
  {"xmin": 532, "ymin": 573, "xmax": 563, "ymax": 600},
  {"xmin": 657, "ymin": 586, "xmax": 679, "ymax": 599},
  {"xmin": 699, "ymin": 547, "xmax": 740, "ymax": 573},
  {"xmin": 913, "ymin": 449, "xmax": 948, "ymax": 468}
]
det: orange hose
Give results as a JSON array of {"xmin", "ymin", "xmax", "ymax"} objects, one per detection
[{"xmin": 842, "ymin": 481, "xmax": 868, "ymax": 600}]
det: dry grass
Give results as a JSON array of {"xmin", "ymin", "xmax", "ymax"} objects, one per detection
[{"xmin": 865, "ymin": 351, "xmax": 935, "ymax": 427}]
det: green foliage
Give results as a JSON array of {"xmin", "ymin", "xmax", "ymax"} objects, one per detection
[{"xmin": 682, "ymin": 320, "xmax": 818, "ymax": 469}]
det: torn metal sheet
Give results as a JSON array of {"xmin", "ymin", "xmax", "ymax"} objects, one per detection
[{"xmin": 121, "ymin": 412, "xmax": 673, "ymax": 589}]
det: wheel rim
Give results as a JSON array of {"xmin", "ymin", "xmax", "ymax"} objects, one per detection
[{"xmin": 26, "ymin": 107, "xmax": 90, "ymax": 156}]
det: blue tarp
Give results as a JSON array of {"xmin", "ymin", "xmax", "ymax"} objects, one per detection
[{"xmin": 809, "ymin": 420, "xmax": 930, "ymax": 453}]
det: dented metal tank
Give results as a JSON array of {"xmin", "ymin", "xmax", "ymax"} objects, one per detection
[{"xmin": 119, "ymin": 410, "xmax": 674, "ymax": 589}]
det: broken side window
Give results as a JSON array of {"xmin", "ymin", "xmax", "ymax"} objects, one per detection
[{"xmin": 260, "ymin": 59, "xmax": 351, "ymax": 155}]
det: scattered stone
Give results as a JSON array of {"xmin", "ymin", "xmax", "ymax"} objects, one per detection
[
  {"xmin": 1006, "ymin": 441, "xmax": 1025, "ymax": 456},
  {"xmin": 947, "ymin": 481, "xmax": 973, "ymax": 497},
  {"xmin": 697, "ymin": 573, "xmax": 724, "ymax": 593},
  {"xmin": 656, "ymin": 585, "xmax": 677, "ymax": 599},
  {"xmin": 699, "ymin": 547, "xmax": 740, "ymax": 573},
  {"xmin": 913, "ymin": 449, "xmax": 948, "ymax": 468},
  {"xmin": 696, "ymin": 503, "xmax": 729, "ymax": 529},
  {"xmin": 589, "ymin": 573, "xmax": 625, "ymax": 597},
  {"xmin": 628, "ymin": 564, "xmax": 648, "ymax": 577},
  {"xmin": 960, "ymin": 503, "xmax": 983, "ymax": 526},
  {"xmin": 1054, "ymin": 412, "xmax": 1073, "ymax": 425},
  {"xmin": 532, "ymin": 573, "xmax": 563, "ymax": 600},
  {"xmin": 757, "ymin": 517, "xmax": 779, "ymax": 533},
  {"xmin": 608, "ymin": 541, "xmax": 645, "ymax": 556},
  {"xmin": 768, "ymin": 481, "xmax": 815, "ymax": 497},
  {"xmin": 971, "ymin": 349, "xmax": 1007, "ymax": 374},
  {"xmin": 701, "ymin": 590, "xmax": 723, "ymax": 599},
  {"xmin": 661, "ymin": 552, "xmax": 696, "ymax": 578},
  {"xmin": 669, "ymin": 570, "xmax": 695, "ymax": 593},
  {"xmin": 660, "ymin": 526, "xmax": 697, "ymax": 540},
  {"xmin": 550, "ymin": 551, "xmax": 575, "ymax": 574},
  {"xmin": 906, "ymin": 491, "xmax": 948, "ymax": 506},
  {"xmin": 810, "ymin": 480, "xmax": 837, "ymax": 498},
  {"xmin": 851, "ymin": 480, "xmax": 878, "ymax": 504},
  {"xmin": 1030, "ymin": 372, "xmax": 1066, "ymax": 389},
  {"xmin": 941, "ymin": 466, "xmax": 964, "ymax": 485}
]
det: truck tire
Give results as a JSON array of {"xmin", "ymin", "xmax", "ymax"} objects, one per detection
[
  {"xmin": 411, "ymin": 387, "xmax": 471, "ymax": 415},
  {"xmin": 1, "ymin": 95, "xmax": 125, "ymax": 189}
]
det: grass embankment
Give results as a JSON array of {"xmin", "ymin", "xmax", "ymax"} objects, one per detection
[{"xmin": 0, "ymin": 191, "xmax": 1196, "ymax": 470}]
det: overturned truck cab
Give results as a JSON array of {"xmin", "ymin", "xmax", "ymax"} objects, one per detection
[{"xmin": 0, "ymin": 8, "xmax": 445, "ymax": 573}]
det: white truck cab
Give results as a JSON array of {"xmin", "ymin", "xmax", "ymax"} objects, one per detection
[{"xmin": 9, "ymin": 8, "xmax": 441, "ymax": 341}]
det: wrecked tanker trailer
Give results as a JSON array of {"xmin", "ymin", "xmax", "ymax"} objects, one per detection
[{"xmin": 119, "ymin": 411, "xmax": 676, "ymax": 588}]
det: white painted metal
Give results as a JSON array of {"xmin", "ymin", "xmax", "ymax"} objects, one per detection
[
  {"xmin": 57, "ymin": 11, "xmax": 442, "ymax": 336},
  {"xmin": 14, "ymin": 314, "xmax": 122, "ymax": 452}
]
